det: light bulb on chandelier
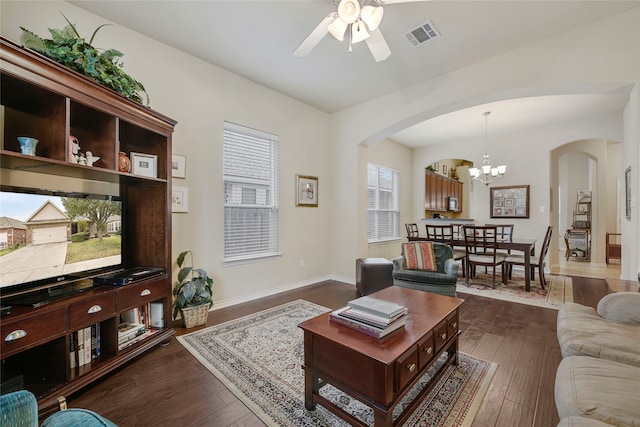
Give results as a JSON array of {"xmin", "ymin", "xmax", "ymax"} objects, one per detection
[{"xmin": 468, "ymin": 111, "xmax": 506, "ymax": 186}]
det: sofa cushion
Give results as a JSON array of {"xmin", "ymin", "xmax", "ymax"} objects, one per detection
[
  {"xmin": 557, "ymin": 417, "xmax": 616, "ymax": 427},
  {"xmin": 596, "ymin": 292, "xmax": 640, "ymax": 324},
  {"xmin": 402, "ymin": 242, "xmax": 437, "ymax": 271},
  {"xmin": 392, "ymin": 269, "xmax": 457, "ymax": 285},
  {"xmin": 557, "ymin": 302, "xmax": 640, "ymax": 366},
  {"xmin": 555, "ymin": 356, "xmax": 640, "ymax": 427}
]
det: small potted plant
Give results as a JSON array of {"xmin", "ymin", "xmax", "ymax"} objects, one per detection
[{"xmin": 172, "ymin": 251, "xmax": 213, "ymax": 328}]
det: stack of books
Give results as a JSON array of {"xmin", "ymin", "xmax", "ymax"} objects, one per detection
[{"xmin": 330, "ymin": 296, "xmax": 408, "ymax": 339}]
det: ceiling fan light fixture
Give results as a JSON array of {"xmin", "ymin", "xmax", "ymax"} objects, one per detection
[
  {"xmin": 337, "ymin": 0, "xmax": 361, "ymax": 24},
  {"xmin": 361, "ymin": 5, "xmax": 384, "ymax": 31},
  {"xmin": 351, "ymin": 20, "xmax": 370, "ymax": 44},
  {"xmin": 328, "ymin": 16, "xmax": 348, "ymax": 41}
]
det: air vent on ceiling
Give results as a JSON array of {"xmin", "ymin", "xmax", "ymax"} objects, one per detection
[{"xmin": 403, "ymin": 20, "xmax": 440, "ymax": 48}]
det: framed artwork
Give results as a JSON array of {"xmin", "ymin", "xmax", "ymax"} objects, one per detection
[
  {"xmin": 172, "ymin": 154, "xmax": 186, "ymax": 178},
  {"xmin": 296, "ymin": 174, "xmax": 318, "ymax": 207},
  {"xmin": 442, "ymin": 165, "xmax": 448, "ymax": 176},
  {"xmin": 172, "ymin": 186, "xmax": 189, "ymax": 213},
  {"xmin": 625, "ymin": 167, "xmax": 631, "ymax": 220},
  {"xmin": 131, "ymin": 152, "xmax": 157, "ymax": 178},
  {"xmin": 490, "ymin": 185, "xmax": 530, "ymax": 218}
]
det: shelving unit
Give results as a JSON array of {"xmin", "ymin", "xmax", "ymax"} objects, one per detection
[
  {"xmin": 565, "ymin": 191, "xmax": 592, "ymax": 262},
  {"xmin": 0, "ymin": 36, "xmax": 176, "ymax": 418}
]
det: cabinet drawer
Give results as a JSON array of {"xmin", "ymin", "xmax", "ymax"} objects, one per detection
[
  {"xmin": 434, "ymin": 320, "xmax": 448, "ymax": 352},
  {"xmin": 117, "ymin": 280, "xmax": 167, "ymax": 310},
  {"xmin": 69, "ymin": 293, "xmax": 116, "ymax": 329},
  {"xmin": 418, "ymin": 331, "xmax": 434, "ymax": 370},
  {"xmin": 447, "ymin": 311, "xmax": 459, "ymax": 339},
  {"xmin": 395, "ymin": 346, "xmax": 419, "ymax": 392},
  {"xmin": 1, "ymin": 308, "xmax": 67, "ymax": 356}
]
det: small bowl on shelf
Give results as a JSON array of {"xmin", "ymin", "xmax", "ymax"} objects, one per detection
[{"xmin": 17, "ymin": 137, "xmax": 39, "ymax": 156}]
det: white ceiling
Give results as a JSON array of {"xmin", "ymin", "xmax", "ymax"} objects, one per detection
[{"xmin": 70, "ymin": 0, "xmax": 638, "ymax": 148}]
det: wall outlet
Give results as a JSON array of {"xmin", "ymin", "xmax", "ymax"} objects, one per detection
[{"xmin": 299, "ymin": 260, "xmax": 304, "ymax": 268}]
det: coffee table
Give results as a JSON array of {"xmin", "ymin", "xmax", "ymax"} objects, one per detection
[{"xmin": 298, "ymin": 286, "xmax": 465, "ymax": 427}]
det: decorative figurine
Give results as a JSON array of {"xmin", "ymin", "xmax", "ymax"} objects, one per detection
[{"xmin": 85, "ymin": 151, "xmax": 100, "ymax": 167}]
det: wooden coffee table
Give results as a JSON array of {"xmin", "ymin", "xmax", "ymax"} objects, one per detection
[{"xmin": 298, "ymin": 286, "xmax": 465, "ymax": 427}]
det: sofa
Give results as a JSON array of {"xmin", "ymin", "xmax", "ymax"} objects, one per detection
[
  {"xmin": 392, "ymin": 241, "xmax": 458, "ymax": 297},
  {"xmin": 554, "ymin": 292, "xmax": 640, "ymax": 426},
  {"xmin": 0, "ymin": 390, "xmax": 117, "ymax": 427}
]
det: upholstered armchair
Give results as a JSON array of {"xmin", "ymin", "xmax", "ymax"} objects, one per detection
[
  {"xmin": 0, "ymin": 390, "xmax": 117, "ymax": 427},
  {"xmin": 392, "ymin": 241, "xmax": 458, "ymax": 297}
]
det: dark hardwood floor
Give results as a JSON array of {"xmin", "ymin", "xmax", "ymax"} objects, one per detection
[{"xmin": 67, "ymin": 277, "xmax": 607, "ymax": 427}]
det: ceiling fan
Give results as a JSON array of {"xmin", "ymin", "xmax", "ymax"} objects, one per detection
[{"xmin": 294, "ymin": 0, "xmax": 426, "ymax": 62}]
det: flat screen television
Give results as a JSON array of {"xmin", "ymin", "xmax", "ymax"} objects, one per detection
[{"xmin": 0, "ymin": 185, "xmax": 124, "ymax": 304}]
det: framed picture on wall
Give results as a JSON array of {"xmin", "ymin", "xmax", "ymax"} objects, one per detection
[
  {"xmin": 296, "ymin": 175, "xmax": 318, "ymax": 207},
  {"xmin": 490, "ymin": 185, "xmax": 530, "ymax": 218}
]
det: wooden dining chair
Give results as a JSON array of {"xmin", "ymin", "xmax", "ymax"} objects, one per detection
[
  {"xmin": 505, "ymin": 226, "xmax": 553, "ymax": 290},
  {"xmin": 463, "ymin": 225, "xmax": 508, "ymax": 288},
  {"xmin": 425, "ymin": 224, "xmax": 466, "ymax": 277},
  {"xmin": 405, "ymin": 223, "xmax": 419, "ymax": 240}
]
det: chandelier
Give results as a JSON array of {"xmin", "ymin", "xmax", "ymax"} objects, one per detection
[
  {"xmin": 469, "ymin": 111, "xmax": 506, "ymax": 186},
  {"xmin": 328, "ymin": 0, "xmax": 384, "ymax": 52}
]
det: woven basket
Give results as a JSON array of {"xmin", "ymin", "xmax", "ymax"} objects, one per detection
[{"xmin": 181, "ymin": 303, "xmax": 210, "ymax": 328}]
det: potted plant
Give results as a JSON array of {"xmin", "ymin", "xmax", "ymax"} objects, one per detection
[
  {"xmin": 20, "ymin": 14, "xmax": 149, "ymax": 105},
  {"xmin": 172, "ymin": 250, "xmax": 213, "ymax": 328}
]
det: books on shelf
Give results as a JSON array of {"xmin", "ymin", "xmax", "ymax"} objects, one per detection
[
  {"xmin": 347, "ymin": 296, "xmax": 408, "ymax": 319},
  {"xmin": 118, "ymin": 329, "xmax": 159, "ymax": 351},
  {"xmin": 330, "ymin": 306, "xmax": 407, "ymax": 339},
  {"xmin": 118, "ymin": 322, "xmax": 146, "ymax": 343}
]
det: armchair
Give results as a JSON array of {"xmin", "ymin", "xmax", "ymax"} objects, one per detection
[
  {"xmin": 0, "ymin": 390, "xmax": 117, "ymax": 427},
  {"xmin": 392, "ymin": 241, "xmax": 458, "ymax": 297}
]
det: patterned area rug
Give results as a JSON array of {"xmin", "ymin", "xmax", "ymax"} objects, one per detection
[
  {"xmin": 456, "ymin": 272, "xmax": 573, "ymax": 309},
  {"xmin": 178, "ymin": 300, "xmax": 497, "ymax": 427}
]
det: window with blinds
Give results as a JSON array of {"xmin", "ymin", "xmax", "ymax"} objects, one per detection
[
  {"xmin": 223, "ymin": 122, "xmax": 279, "ymax": 262},
  {"xmin": 367, "ymin": 163, "xmax": 400, "ymax": 242}
]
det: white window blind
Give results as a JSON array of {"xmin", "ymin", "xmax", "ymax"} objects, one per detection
[
  {"xmin": 223, "ymin": 122, "xmax": 279, "ymax": 262},
  {"xmin": 367, "ymin": 163, "xmax": 400, "ymax": 242}
]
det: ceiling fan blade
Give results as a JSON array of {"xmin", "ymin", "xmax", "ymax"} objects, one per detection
[
  {"xmin": 365, "ymin": 28, "xmax": 391, "ymax": 62},
  {"xmin": 293, "ymin": 14, "xmax": 336, "ymax": 57}
]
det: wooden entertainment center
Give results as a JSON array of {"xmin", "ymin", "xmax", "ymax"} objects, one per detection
[{"xmin": 0, "ymin": 37, "xmax": 176, "ymax": 417}]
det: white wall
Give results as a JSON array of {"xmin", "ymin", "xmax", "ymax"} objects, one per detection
[{"xmin": 1, "ymin": 1, "xmax": 334, "ymax": 307}]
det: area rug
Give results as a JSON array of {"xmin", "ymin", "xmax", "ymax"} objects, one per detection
[
  {"xmin": 456, "ymin": 272, "xmax": 573, "ymax": 309},
  {"xmin": 177, "ymin": 300, "xmax": 497, "ymax": 427}
]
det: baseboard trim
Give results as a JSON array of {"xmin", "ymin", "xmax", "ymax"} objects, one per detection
[{"xmin": 211, "ymin": 275, "xmax": 340, "ymax": 310}]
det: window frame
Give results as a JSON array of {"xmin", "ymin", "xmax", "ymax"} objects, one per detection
[
  {"xmin": 367, "ymin": 162, "xmax": 401, "ymax": 243},
  {"xmin": 222, "ymin": 122, "xmax": 280, "ymax": 265}
]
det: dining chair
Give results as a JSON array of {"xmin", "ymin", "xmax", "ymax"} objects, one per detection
[
  {"xmin": 425, "ymin": 224, "xmax": 467, "ymax": 277},
  {"xmin": 405, "ymin": 223, "xmax": 420, "ymax": 240},
  {"xmin": 485, "ymin": 223, "xmax": 514, "ymax": 252},
  {"xmin": 463, "ymin": 225, "xmax": 508, "ymax": 288},
  {"xmin": 505, "ymin": 226, "xmax": 553, "ymax": 290}
]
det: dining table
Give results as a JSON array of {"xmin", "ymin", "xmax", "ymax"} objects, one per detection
[{"xmin": 409, "ymin": 236, "xmax": 537, "ymax": 291}]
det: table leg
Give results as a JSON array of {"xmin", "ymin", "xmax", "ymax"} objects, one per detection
[
  {"xmin": 373, "ymin": 407, "xmax": 393, "ymax": 427},
  {"xmin": 524, "ymin": 249, "xmax": 531, "ymax": 292},
  {"xmin": 304, "ymin": 368, "xmax": 318, "ymax": 410}
]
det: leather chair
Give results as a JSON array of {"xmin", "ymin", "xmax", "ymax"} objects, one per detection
[{"xmin": 392, "ymin": 241, "xmax": 458, "ymax": 297}]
